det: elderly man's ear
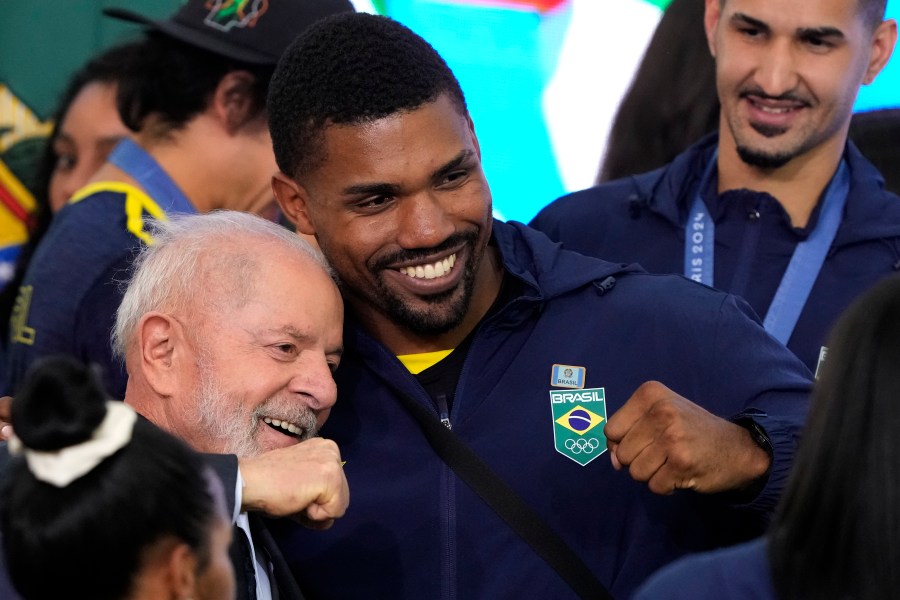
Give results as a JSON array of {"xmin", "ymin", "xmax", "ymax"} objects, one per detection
[{"xmin": 137, "ymin": 312, "xmax": 184, "ymax": 396}]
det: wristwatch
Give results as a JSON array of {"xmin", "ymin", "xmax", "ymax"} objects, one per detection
[{"xmin": 734, "ymin": 416, "xmax": 774, "ymax": 458}]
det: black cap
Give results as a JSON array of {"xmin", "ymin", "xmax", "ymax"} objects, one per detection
[{"xmin": 104, "ymin": 0, "xmax": 355, "ymax": 66}]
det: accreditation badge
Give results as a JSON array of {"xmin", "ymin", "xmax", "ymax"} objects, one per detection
[{"xmin": 549, "ymin": 387, "xmax": 607, "ymax": 466}]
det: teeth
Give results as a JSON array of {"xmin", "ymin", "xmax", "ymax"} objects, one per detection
[
  {"xmin": 751, "ymin": 100, "xmax": 795, "ymax": 114},
  {"xmin": 400, "ymin": 254, "xmax": 456, "ymax": 280},
  {"xmin": 263, "ymin": 417, "xmax": 303, "ymax": 436}
]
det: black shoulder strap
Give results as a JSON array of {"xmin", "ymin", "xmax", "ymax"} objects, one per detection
[{"xmin": 395, "ymin": 389, "xmax": 614, "ymax": 600}]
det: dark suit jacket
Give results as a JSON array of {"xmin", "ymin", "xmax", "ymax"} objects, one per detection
[
  {"xmin": 231, "ymin": 514, "xmax": 306, "ymax": 600},
  {"xmin": 208, "ymin": 452, "xmax": 306, "ymax": 600}
]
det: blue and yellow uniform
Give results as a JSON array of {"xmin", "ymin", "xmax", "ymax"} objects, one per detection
[{"xmin": 3, "ymin": 139, "xmax": 195, "ymax": 396}]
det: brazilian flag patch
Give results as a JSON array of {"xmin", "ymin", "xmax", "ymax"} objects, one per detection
[{"xmin": 549, "ymin": 388, "xmax": 607, "ymax": 466}]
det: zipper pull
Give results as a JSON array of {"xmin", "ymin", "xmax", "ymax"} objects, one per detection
[{"xmin": 437, "ymin": 393, "xmax": 452, "ymax": 430}]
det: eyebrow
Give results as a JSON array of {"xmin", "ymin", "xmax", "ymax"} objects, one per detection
[
  {"xmin": 340, "ymin": 149, "xmax": 476, "ymax": 197},
  {"xmin": 268, "ymin": 326, "xmax": 343, "ymax": 358},
  {"xmin": 731, "ymin": 13, "xmax": 771, "ymax": 33},
  {"xmin": 96, "ymin": 135, "xmax": 127, "ymax": 147},
  {"xmin": 731, "ymin": 13, "xmax": 845, "ymax": 40},
  {"xmin": 797, "ymin": 25, "xmax": 845, "ymax": 41},
  {"xmin": 433, "ymin": 149, "xmax": 475, "ymax": 182},
  {"xmin": 52, "ymin": 133, "xmax": 125, "ymax": 148},
  {"xmin": 51, "ymin": 133, "xmax": 74, "ymax": 147},
  {"xmin": 342, "ymin": 181, "xmax": 402, "ymax": 197}
]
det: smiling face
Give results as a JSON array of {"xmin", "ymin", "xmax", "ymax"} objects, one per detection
[
  {"xmin": 274, "ymin": 94, "xmax": 500, "ymax": 348},
  {"xmin": 705, "ymin": 0, "xmax": 896, "ymax": 169},
  {"xmin": 174, "ymin": 244, "xmax": 343, "ymax": 457}
]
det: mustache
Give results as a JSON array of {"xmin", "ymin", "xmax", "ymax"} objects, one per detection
[
  {"xmin": 739, "ymin": 87, "xmax": 810, "ymax": 105},
  {"xmin": 372, "ymin": 230, "xmax": 478, "ymax": 271},
  {"xmin": 253, "ymin": 396, "xmax": 320, "ymax": 439}
]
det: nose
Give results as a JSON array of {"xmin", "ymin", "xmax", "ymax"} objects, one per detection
[
  {"xmin": 395, "ymin": 192, "xmax": 455, "ymax": 250},
  {"xmin": 288, "ymin": 352, "xmax": 338, "ymax": 414},
  {"xmin": 50, "ymin": 170, "xmax": 78, "ymax": 212},
  {"xmin": 754, "ymin": 39, "xmax": 799, "ymax": 97},
  {"xmin": 51, "ymin": 161, "xmax": 97, "ymax": 212}
]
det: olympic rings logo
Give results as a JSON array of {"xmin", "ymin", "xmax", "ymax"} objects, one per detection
[{"xmin": 564, "ymin": 438, "xmax": 600, "ymax": 454}]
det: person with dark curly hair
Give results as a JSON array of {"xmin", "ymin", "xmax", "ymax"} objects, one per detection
[
  {"xmin": 0, "ymin": 356, "xmax": 234, "ymax": 600},
  {"xmin": 264, "ymin": 12, "xmax": 812, "ymax": 600},
  {"xmin": 2, "ymin": 0, "xmax": 354, "ymax": 398}
]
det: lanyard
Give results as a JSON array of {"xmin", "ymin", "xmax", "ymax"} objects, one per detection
[
  {"xmin": 683, "ymin": 152, "xmax": 718, "ymax": 286},
  {"xmin": 107, "ymin": 138, "xmax": 196, "ymax": 215},
  {"xmin": 684, "ymin": 155, "xmax": 850, "ymax": 345}
]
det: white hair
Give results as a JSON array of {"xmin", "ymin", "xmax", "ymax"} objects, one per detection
[{"xmin": 112, "ymin": 210, "xmax": 331, "ymax": 360}]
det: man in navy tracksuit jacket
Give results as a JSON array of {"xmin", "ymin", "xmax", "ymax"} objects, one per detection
[
  {"xmin": 264, "ymin": 14, "xmax": 811, "ymax": 600},
  {"xmin": 531, "ymin": 135, "xmax": 900, "ymax": 375},
  {"xmin": 271, "ymin": 219, "xmax": 811, "ymax": 600},
  {"xmin": 531, "ymin": 0, "xmax": 900, "ymax": 377}
]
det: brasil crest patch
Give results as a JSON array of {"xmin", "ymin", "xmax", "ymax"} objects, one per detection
[{"xmin": 550, "ymin": 387, "xmax": 607, "ymax": 466}]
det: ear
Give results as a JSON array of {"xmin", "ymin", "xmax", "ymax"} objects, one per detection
[
  {"xmin": 137, "ymin": 312, "xmax": 181, "ymax": 396},
  {"xmin": 210, "ymin": 70, "xmax": 259, "ymax": 133},
  {"xmin": 863, "ymin": 19, "xmax": 897, "ymax": 85},
  {"xmin": 466, "ymin": 113, "xmax": 482, "ymax": 160},
  {"xmin": 165, "ymin": 542, "xmax": 199, "ymax": 600},
  {"xmin": 704, "ymin": 0, "xmax": 722, "ymax": 58},
  {"xmin": 272, "ymin": 171, "xmax": 316, "ymax": 235}
]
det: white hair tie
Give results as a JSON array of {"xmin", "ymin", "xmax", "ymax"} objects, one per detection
[{"xmin": 8, "ymin": 402, "xmax": 137, "ymax": 488}]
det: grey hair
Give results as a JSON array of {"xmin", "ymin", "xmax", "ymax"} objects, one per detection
[{"xmin": 112, "ymin": 210, "xmax": 331, "ymax": 360}]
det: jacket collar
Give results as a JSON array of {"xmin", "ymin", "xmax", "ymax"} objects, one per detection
[
  {"xmin": 633, "ymin": 133, "xmax": 900, "ymax": 247},
  {"xmin": 491, "ymin": 219, "xmax": 641, "ymax": 301}
]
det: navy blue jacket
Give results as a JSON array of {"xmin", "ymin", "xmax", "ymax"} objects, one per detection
[
  {"xmin": 632, "ymin": 537, "xmax": 776, "ymax": 600},
  {"xmin": 271, "ymin": 220, "xmax": 811, "ymax": 600},
  {"xmin": 530, "ymin": 135, "xmax": 900, "ymax": 374}
]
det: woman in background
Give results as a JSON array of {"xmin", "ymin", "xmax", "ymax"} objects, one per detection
[
  {"xmin": 597, "ymin": 0, "xmax": 718, "ymax": 183},
  {"xmin": 0, "ymin": 43, "xmax": 137, "ymax": 341},
  {"xmin": 633, "ymin": 274, "xmax": 900, "ymax": 600},
  {"xmin": 0, "ymin": 355, "xmax": 234, "ymax": 600}
]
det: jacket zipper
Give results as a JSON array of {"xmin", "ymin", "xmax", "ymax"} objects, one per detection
[
  {"xmin": 437, "ymin": 393, "xmax": 452, "ymax": 430},
  {"xmin": 435, "ymin": 393, "xmax": 455, "ymax": 600}
]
